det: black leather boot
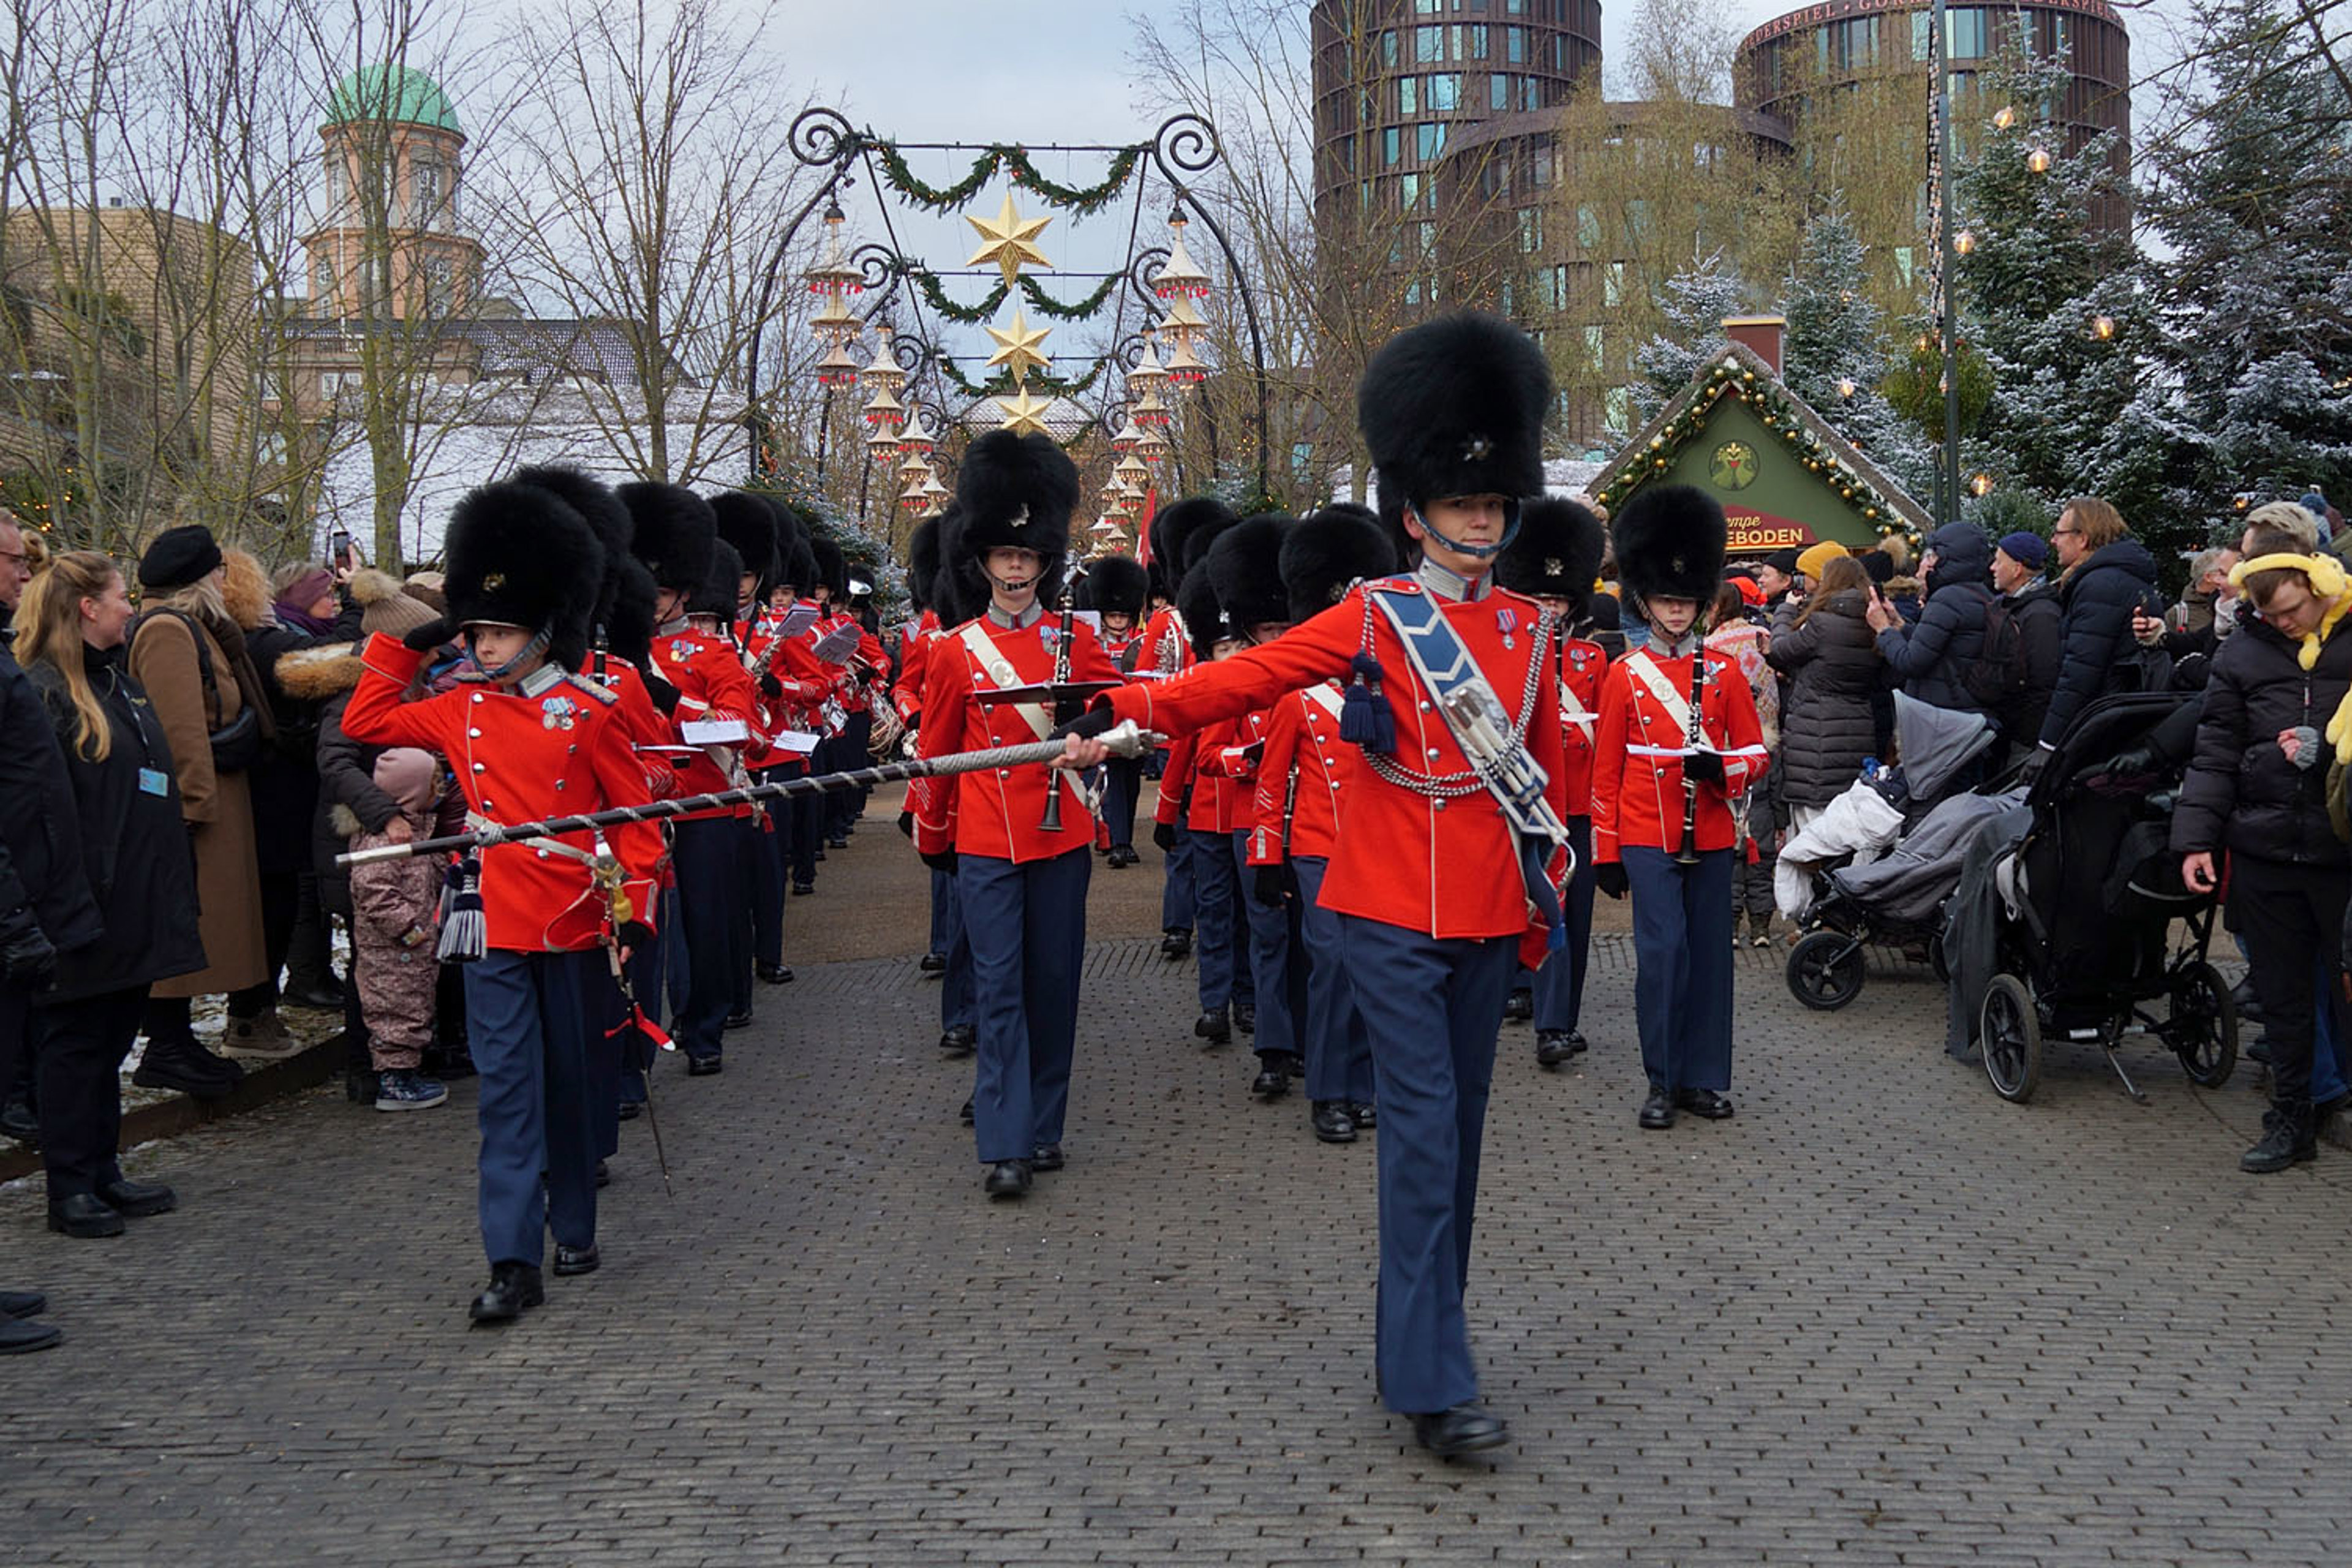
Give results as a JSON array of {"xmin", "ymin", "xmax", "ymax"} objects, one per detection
[
  {"xmin": 2242, "ymin": 1102, "xmax": 2317, "ymax": 1173},
  {"xmin": 1193, "ymin": 1005, "xmax": 1231, "ymax": 1044},
  {"xmin": 469, "ymin": 1261, "xmax": 545, "ymax": 1324}
]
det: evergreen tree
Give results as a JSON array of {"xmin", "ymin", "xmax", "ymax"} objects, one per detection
[
  {"xmin": 1778, "ymin": 206, "xmax": 1935, "ymax": 502},
  {"xmin": 2143, "ymin": 0, "xmax": 2352, "ymax": 515},
  {"xmin": 1952, "ymin": 27, "xmax": 2176, "ymax": 541},
  {"xmin": 1629, "ymin": 252, "xmax": 1747, "ymax": 420}
]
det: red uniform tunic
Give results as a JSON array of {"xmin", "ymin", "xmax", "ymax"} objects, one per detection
[
  {"xmin": 579, "ymin": 649, "xmax": 678, "ymax": 801},
  {"xmin": 1248, "ymin": 682, "xmax": 1351, "ymax": 864},
  {"xmin": 344, "ymin": 636, "xmax": 661, "ymax": 953},
  {"xmin": 1588, "ymin": 641, "xmax": 1766, "ymax": 864},
  {"xmin": 1136, "ymin": 605, "xmax": 1194, "ymax": 679},
  {"xmin": 1555, "ymin": 633, "xmax": 1609, "ymax": 817},
  {"xmin": 1106, "ymin": 576, "xmax": 1567, "ymax": 941},
  {"xmin": 650, "ymin": 621, "xmax": 764, "ymax": 804},
  {"xmin": 911, "ymin": 608, "xmax": 1122, "ymax": 863}
]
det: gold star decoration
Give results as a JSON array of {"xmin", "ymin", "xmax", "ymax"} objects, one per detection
[
  {"xmin": 995, "ymin": 383, "xmax": 1054, "ymax": 437},
  {"xmin": 985, "ymin": 308, "xmax": 1053, "ymax": 382},
  {"xmin": 965, "ymin": 191, "xmax": 1052, "ymax": 287}
]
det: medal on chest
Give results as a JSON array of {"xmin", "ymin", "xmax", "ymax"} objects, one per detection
[{"xmin": 540, "ymin": 693, "xmax": 579, "ymax": 731}]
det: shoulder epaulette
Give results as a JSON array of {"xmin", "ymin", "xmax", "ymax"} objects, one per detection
[{"xmin": 565, "ymin": 671, "xmax": 620, "ymax": 706}]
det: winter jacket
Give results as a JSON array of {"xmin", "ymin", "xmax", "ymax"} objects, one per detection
[
  {"xmin": 2002, "ymin": 578, "xmax": 2065, "ymax": 750},
  {"xmin": 281, "ymin": 643, "xmax": 402, "ymax": 920},
  {"xmin": 1766, "ymin": 588, "xmax": 1887, "ymax": 808},
  {"xmin": 2037, "ymin": 536, "xmax": 2163, "ymax": 750},
  {"xmin": 24, "ymin": 643, "xmax": 208, "ymax": 1003},
  {"xmin": 2173, "ymin": 611, "xmax": 2352, "ymax": 868},
  {"xmin": 0, "ymin": 619, "xmax": 102, "ymax": 963},
  {"xmin": 1874, "ymin": 522, "xmax": 1996, "ymax": 714}
]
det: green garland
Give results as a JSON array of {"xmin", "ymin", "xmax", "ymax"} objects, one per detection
[
  {"xmin": 934, "ymin": 355, "xmax": 1109, "ymax": 401},
  {"xmin": 1019, "ymin": 273, "xmax": 1121, "ymax": 320},
  {"xmin": 896, "ymin": 266, "xmax": 1123, "ymax": 326},
  {"xmin": 872, "ymin": 141, "xmax": 1143, "ymax": 217}
]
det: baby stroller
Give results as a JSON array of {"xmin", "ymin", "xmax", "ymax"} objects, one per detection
[
  {"xmin": 1783, "ymin": 693, "xmax": 2011, "ymax": 1011},
  {"xmin": 1965, "ymin": 690, "xmax": 2237, "ymax": 1102}
]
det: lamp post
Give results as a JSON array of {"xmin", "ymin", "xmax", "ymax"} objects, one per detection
[{"xmin": 1932, "ymin": 0, "xmax": 1961, "ymax": 529}]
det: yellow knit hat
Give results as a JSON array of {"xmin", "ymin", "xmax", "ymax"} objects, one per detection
[{"xmin": 1796, "ymin": 541, "xmax": 1848, "ymax": 582}]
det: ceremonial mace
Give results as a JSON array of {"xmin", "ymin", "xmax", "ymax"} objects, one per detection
[{"xmin": 337, "ymin": 720, "xmax": 1162, "ymax": 868}]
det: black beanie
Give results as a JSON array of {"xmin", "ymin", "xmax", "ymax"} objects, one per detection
[{"xmin": 137, "ymin": 525, "xmax": 224, "ymax": 591}]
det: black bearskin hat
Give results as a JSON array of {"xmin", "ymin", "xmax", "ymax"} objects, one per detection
[
  {"xmin": 1180, "ymin": 507, "xmax": 1242, "ymax": 575},
  {"xmin": 443, "ymin": 479, "xmax": 605, "ymax": 671},
  {"xmin": 689, "ymin": 539, "xmax": 742, "ymax": 623},
  {"xmin": 1496, "ymin": 496, "xmax": 1607, "ymax": 614},
  {"xmin": 1358, "ymin": 312, "xmax": 1551, "ymax": 554},
  {"xmin": 712, "ymin": 492, "xmax": 780, "ymax": 600},
  {"xmin": 619, "ymin": 482, "xmax": 715, "ymax": 594},
  {"xmin": 1206, "ymin": 514, "xmax": 1295, "ymax": 635},
  {"xmin": 775, "ymin": 530, "xmax": 820, "ymax": 599},
  {"xmin": 1146, "ymin": 495, "xmax": 1237, "ymax": 601},
  {"xmin": 606, "ymin": 557, "xmax": 658, "ymax": 671},
  {"xmin": 905, "ymin": 516, "xmax": 943, "ymax": 614},
  {"xmin": 1280, "ymin": 502, "xmax": 1396, "ymax": 623},
  {"xmin": 1176, "ymin": 560, "xmax": 1237, "ymax": 662},
  {"xmin": 1077, "ymin": 554, "xmax": 1148, "ymax": 620},
  {"xmin": 1611, "ymin": 484, "xmax": 1726, "ymax": 609},
  {"xmin": 509, "ymin": 462, "xmax": 633, "ymax": 655},
  {"xmin": 810, "ymin": 535, "xmax": 849, "ymax": 602},
  {"xmin": 946, "ymin": 429, "xmax": 1077, "ymax": 611}
]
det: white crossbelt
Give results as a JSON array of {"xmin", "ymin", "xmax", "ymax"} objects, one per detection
[{"xmin": 958, "ymin": 622, "xmax": 1049, "ymax": 740}]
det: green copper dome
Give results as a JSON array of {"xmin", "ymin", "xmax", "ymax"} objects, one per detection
[{"xmin": 326, "ymin": 64, "xmax": 460, "ymax": 135}]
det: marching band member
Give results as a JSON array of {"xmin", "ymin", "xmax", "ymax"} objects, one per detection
[
  {"xmin": 342, "ymin": 478, "xmax": 659, "ymax": 1324},
  {"xmin": 1162, "ymin": 560, "xmax": 1255, "ymax": 1046},
  {"xmin": 1063, "ymin": 312, "xmax": 1564, "ymax": 1458},
  {"xmin": 1248, "ymin": 505, "xmax": 1395, "ymax": 1141},
  {"xmin": 621, "ymin": 483, "xmax": 763, "ymax": 1077},
  {"xmin": 715, "ymin": 494, "xmax": 797, "ymax": 989},
  {"xmin": 909, "ymin": 431, "xmax": 1120, "ymax": 1199},
  {"xmin": 1139, "ymin": 497, "xmax": 1231, "ymax": 961},
  {"xmin": 1588, "ymin": 486, "xmax": 1764, "ymax": 1130},
  {"xmin": 1494, "ymin": 497, "xmax": 1611, "ymax": 1068},
  {"xmin": 1075, "ymin": 554, "xmax": 1149, "ymax": 867}
]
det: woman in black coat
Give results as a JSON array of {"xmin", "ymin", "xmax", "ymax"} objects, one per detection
[
  {"xmin": 2174, "ymin": 540, "xmax": 2352, "ymax": 1174},
  {"xmin": 2034, "ymin": 496, "xmax": 2163, "ymax": 755},
  {"xmin": 1766, "ymin": 555, "xmax": 1887, "ymax": 830},
  {"xmin": 15, "ymin": 552, "xmax": 207, "ymax": 1237}
]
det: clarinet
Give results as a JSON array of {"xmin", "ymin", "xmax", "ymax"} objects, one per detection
[
  {"xmin": 1673, "ymin": 643, "xmax": 1707, "ymax": 866},
  {"xmin": 1038, "ymin": 588, "xmax": 1077, "ymax": 832}
]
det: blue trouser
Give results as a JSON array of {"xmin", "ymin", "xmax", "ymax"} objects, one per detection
[
  {"xmin": 1161, "ymin": 822, "xmax": 1196, "ymax": 935},
  {"xmin": 749, "ymin": 773, "xmax": 792, "ymax": 970},
  {"xmin": 1337, "ymin": 914, "xmax": 1517, "ymax": 1414},
  {"xmin": 464, "ymin": 948, "xmax": 600, "ymax": 1268},
  {"xmin": 1102, "ymin": 758, "xmax": 1141, "ymax": 850},
  {"xmin": 1192, "ymin": 824, "xmax": 1245, "ymax": 1011},
  {"xmin": 940, "ymin": 869, "xmax": 975, "ymax": 1031},
  {"xmin": 668, "ymin": 815, "xmax": 741, "ymax": 1061},
  {"xmin": 1294, "ymin": 856, "xmax": 1374, "ymax": 1104},
  {"xmin": 1623, "ymin": 845, "xmax": 1735, "ymax": 1093},
  {"xmin": 960, "ymin": 847, "xmax": 1090, "ymax": 1163},
  {"xmin": 788, "ymin": 769, "xmax": 822, "ymax": 887},
  {"xmin": 928, "ymin": 865, "xmax": 954, "ymax": 959},
  {"xmin": 1532, "ymin": 816, "xmax": 1596, "ymax": 1035},
  {"xmin": 1237, "ymin": 832, "xmax": 1303, "ymax": 1058},
  {"xmin": 824, "ymin": 714, "xmax": 872, "ymax": 837}
]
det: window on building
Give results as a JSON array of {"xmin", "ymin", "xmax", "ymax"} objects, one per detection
[
  {"xmin": 1584, "ymin": 325, "xmax": 1605, "ymax": 369},
  {"xmin": 1429, "ymin": 72, "xmax": 1460, "ymax": 109},
  {"xmin": 1518, "ymin": 206, "xmax": 1542, "ymax": 253},
  {"xmin": 1466, "ymin": 24, "xmax": 1487, "ymax": 58},
  {"xmin": 1602, "ymin": 260, "xmax": 1624, "ymax": 306},
  {"xmin": 413, "ymin": 159, "xmax": 441, "ymax": 226},
  {"xmin": 1419, "ymin": 221, "xmax": 1438, "ymax": 259},
  {"xmin": 1948, "ymin": 7, "xmax": 1989, "ymax": 59},
  {"xmin": 1500, "ymin": 277, "xmax": 1514, "ymax": 314},
  {"xmin": 1626, "ymin": 198, "xmax": 1653, "ymax": 239},
  {"xmin": 1414, "ymin": 0, "xmax": 1439, "ymax": 12},
  {"xmin": 1382, "ymin": 126, "xmax": 1401, "ymax": 167},
  {"xmin": 1490, "ymin": 72, "xmax": 1510, "ymax": 109},
  {"xmin": 1575, "ymin": 203, "xmax": 1600, "ymax": 249},
  {"xmin": 1416, "ymin": 122, "xmax": 1447, "ymax": 160},
  {"xmin": 1518, "ymin": 75, "xmax": 1540, "ymax": 110},
  {"xmin": 1400, "ymin": 172, "xmax": 1422, "ymax": 209},
  {"xmin": 1911, "ymin": 11, "xmax": 1933, "ymax": 61},
  {"xmin": 1893, "ymin": 245, "xmax": 1915, "ymax": 286},
  {"xmin": 1505, "ymin": 0, "xmax": 1524, "ymax": 13},
  {"xmin": 1506, "ymin": 25, "xmax": 1525, "ymax": 62},
  {"xmin": 322, "ymin": 154, "xmax": 344, "ymax": 216},
  {"xmin": 1605, "ymin": 386, "xmax": 1631, "ymax": 432},
  {"xmin": 1416, "ymin": 24, "xmax": 1442, "ymax": 62},
  {"xmin": 421, "ymin": 255, "xmax": 455, "ymax": 317},
  {"xmin": 310, "ymin": 254, "xmax": 333, "ymax": 303},
  {"xmin": 1381, "ymin": 29, "xmax": 1398, "ymax": 67}
]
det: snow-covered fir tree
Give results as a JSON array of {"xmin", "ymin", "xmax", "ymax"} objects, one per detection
[
  {"xmin": 2143, "ymin": 0, "xmax": 2352, "ymax": 515},
  {"xmin": 1629, "ymin": 252, "xmax": 1747, "ymax": 421},
  {"xmin": 1777, "ymin": 205, "xmax": 1935, "ymax": 502}
]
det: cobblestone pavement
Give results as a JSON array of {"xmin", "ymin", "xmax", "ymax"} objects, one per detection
[{"xmin": 5, "ymin": 804, "xmax": 2350, "ymax": 1566}]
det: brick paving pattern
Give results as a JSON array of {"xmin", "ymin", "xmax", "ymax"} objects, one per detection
[{"xmin": 4, "ymin": 808, "xmax": 2350, "ymax": 1564}]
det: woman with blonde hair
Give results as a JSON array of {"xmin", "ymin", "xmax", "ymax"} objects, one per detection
[
  {"xmin": 17, "ymin": 551, "xmax": 206, "ymax": 1235},
  {"xmin": 124, "ymin": 525, "xmax": 273, "ymax": 1095}
]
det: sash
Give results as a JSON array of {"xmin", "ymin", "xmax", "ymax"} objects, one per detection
[
  {"xmin": 1302, "ymin": 682, "xmax": 1344, "ymax": 723},
  {"xmin": 959, "ymin": 620, "xmax": 1050, "ymax": 740},
  {"xmin": 1624, "ymin": 646, "xmax": 1694, "ymax": 739},
  {"xmin": 1556, "ymin": 679, "xmax": 1595, "ymax": 731},
  {"xmin": 1366, "ymin": 587, "xmax": 1573, "ymax": 951}
]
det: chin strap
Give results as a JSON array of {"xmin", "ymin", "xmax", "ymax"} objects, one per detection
[
  {"xmin": 464, "ymin": 625, "xmax": 552, "ymax": 684},
  {"xmin": 1408, "ymin": 500, "xmax": 1523, "ymax": 560}
]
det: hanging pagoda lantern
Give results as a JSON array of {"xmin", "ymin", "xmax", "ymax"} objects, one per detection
[
  {"xmin": 1161, "ymin": 333, "xmax": 1208, "ymax": 386},
  {"xmin": 920, "ymin": 469, "xmax": 950, "ymax": 507},
  {"xmin": 865, "ymin": 422, "xmax": 902, "ymax": 467},
  {"xmin": 1158, "ymin": 293, "xmax": 1209, "ymax": 345},
  {"xmin": 1131, "ymin": 383, "xmax": 1172, "ymax": 429},
  {"xmin": 803, "ymin": 202, "xmax": 862, "ymax": 299},
  {"xmin": 1134, "ymin": 424, "xmax": 1171, "ymax": 465},
  {"xmin": 862, "ymin": 382, "xmax": 905, "ymax": 428},
  {"xmin": 859, "ymin": 334, "xmax": 906, "ymax": 394},
  {"xmin": 1114, "ymin": 451, "xmax": 1152, "ymax": 489},
  {"xmin": 814, "ymin": 336, "xmax": 861, "ymax": 387},
  {"xmin": 1110, "ymin": 415, "xmax": 1147, "ymax": 455},
  {"xmin": 1152, "ymin": 213, "xmax": 1212, "ymax": 301},
  {"xmin": 897, "ymin": 402, "xmax": 936, "ymax": 459}
]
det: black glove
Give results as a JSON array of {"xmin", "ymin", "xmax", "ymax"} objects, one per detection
[
  {"xmin": 758, "ymin": 671, "xmax": 783, "ymax": 701},
  {"xmin": 0, "ymin": 907, "xmax": 57, "ymax": 990},
  {"xmin": 2019, "ymin": 745, "xmax": 2054, "ymax": 785},
  {"xmin": 897, "ymin": 810, "xmax": 914, "ymax": 839},
  {"xmin": 401, "ymin": 616, "xmax": 456, "ymax": 653},
  {"xmin": 1049, "ymin": 707, "xmax": 1118, "ymax": 743},
  {"xmin": 645, "ymin": 674, "xmax": 681, "ymax": 717},
  {"xmin": 2098, "ymin": 746, "xmax": 2157, "ymax": 778},
  {"xmin": 1684, "ymin": 750, "xmax": 1725, "ymax": 786},
  {"xmin": 920, "ymin": 848, "xmax": 959, "ymax": 875},
  {"xmin": 1253, "ymin": 863, "xmax": 1288, "ymax": 906},
  {"xmin": 1152, "ymin": 821, "xmax": 1178, "ymax": 852},
  {"xmin": 1596, "ymin": 862, "xmax": 1628, "ymax": 900},
  {"xmin": 616, "ymin": 919, "xmax": 654, "ymax": 957}
]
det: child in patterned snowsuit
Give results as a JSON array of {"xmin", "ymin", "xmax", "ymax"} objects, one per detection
[{"xmin": 342, "ymin": 747, "xmax": 448, "ymax": 1110}]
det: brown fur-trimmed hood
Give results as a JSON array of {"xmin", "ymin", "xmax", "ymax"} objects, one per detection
[{"xmin": 276, "ymin": 641, "xmax": 365, "ymax": 699}]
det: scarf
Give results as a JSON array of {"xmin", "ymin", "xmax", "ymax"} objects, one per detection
[{"xmin": 274, "ymin": 596, "xmax": 336, "ymax": 637}]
